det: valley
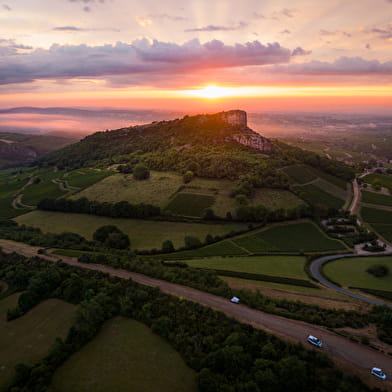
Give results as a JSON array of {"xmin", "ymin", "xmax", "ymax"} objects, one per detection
[{"xmin": 0, "ymin": 110, "xmax": 391, "ymax": 392}]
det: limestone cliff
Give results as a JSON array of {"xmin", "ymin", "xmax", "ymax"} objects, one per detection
[{"xmin": 216, "ymin": 110, "xmax": 273, "ymax": 152}]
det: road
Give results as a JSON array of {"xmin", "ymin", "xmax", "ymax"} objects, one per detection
[
  {"xmin": 349, "ymin": 178, "xmax": 360, "ymax": 215},
  {"xmin": 0, "ymin": 239, "xmax": 391, "ymax": 390},
  {"xmin": 310, "ymin": 253, "xmax": 392, "ymax": 308}
]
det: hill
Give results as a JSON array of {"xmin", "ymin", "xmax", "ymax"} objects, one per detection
[
  {"xmin": 37, "ymin": 110, "xmax": 354, "ymax": 182},
  {"xmin": 0, "ymin": 132, "xmax": 77, "ymax": 169}
]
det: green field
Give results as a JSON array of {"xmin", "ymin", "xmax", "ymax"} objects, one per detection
[
  {"xmin": 160, "ymin": 240, "xmax": 248, "ymax": 259},
  {"xmin": 15, "ymin": 210, "xmax": 247, "ymax": 250},
  {"xmin": 233, "ymin": 221, "xmax": 347, "ymax": 253},
  {"xmin": 49, "ymin": 317, "xmax": 196, "ymax": 392},
  {"xmin": 361, "ymin": 206, "xmax": 392, "ymax": 223},
  {"xmin": 71, "ymin": 171, "xmax": 304, "ymax": 218},
  {"xmin": 363, "ymin": 173, "xmax": 392, "ymax": 192},
  {"xmin": 313, "ymin": 179, "xmax": 348, "ymax": 201},
  {"xmin": 282, "ymin": 164, "xmax": 317, "ymax": 184},
  {"xmin": 0, "ymin": 294, "xmax": 75, "ymax": 390},
  {"xmin": 361, "ymin": 190, "xmax": 392, "ymax": 207},
  {"xmin": 296, "ymin": 184, "xmax": 345, "ymax": 209},
  {"xmin": 64, "ymin": 169, "xmax": 112, "ymax": 189},
  {"xmin": 183, "ymin": 255, "xmax": 307, "ymax": 279},
  {"xmin": 165, "ymin": 193, "xmax": 215, "ymax": 217},
  {"xmin": 310, "ymin": 168, "xmax": 348, "ymax": 190},
  {"xmin": 370, "ymin": 223, "xmax": 392, "ymax": 242},
  {"xmin": 323, "ymin": 256, "xmax": 392, "ymax": 292}
]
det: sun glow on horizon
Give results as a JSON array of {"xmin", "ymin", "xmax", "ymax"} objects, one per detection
[{"xmin": 187, "ymin": 85, "xmax": 234, "ymax": 99}]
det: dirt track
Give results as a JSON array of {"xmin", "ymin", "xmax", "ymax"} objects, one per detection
[{"xmin": 0, "ymin": 239, "xmax": 391, "ymax": 390}]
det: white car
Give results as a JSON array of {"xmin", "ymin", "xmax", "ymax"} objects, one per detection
[
  {"xmin": 230, "ymin": 296, "xmax": 240, "ymax": 304},
  {"xmin": 307, "ymin": 335, "xmax": 322, "ymax": 348},
  {"xmin": 371, "ymin": 368, "xmax": 386, "ymax": 380}
]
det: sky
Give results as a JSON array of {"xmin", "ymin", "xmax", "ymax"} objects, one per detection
[{"xmin": 0, "ymin": 0, "xmax": 392, "ymax": 113}]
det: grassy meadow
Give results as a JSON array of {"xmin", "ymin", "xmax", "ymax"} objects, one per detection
[
  {"xmin": 323, "ymin": 256, "xmax": 392, "ymax": 292},
  {"xmin": 0, "ymin": 294, "xmax": 76, "ymax": 390},
  {"xmin": 14, "ymin": 210, "xmax": 247, "ymax": 250},
  {"xmin": 49, "ymin": 317, "xmax": 196, "ymax": 392}
]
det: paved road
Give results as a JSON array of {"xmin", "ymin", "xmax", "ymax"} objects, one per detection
[
  {"xmin": 0, "ymin": 239, "xmax": 391, "ymax": 390},
  {"xmin": 310, "ymin": 253, "xmax": 392, "ymax": 308}
]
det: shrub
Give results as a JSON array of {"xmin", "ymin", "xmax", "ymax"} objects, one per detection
[
  {"xmin": 184, "ymin": 235, "xmax": 202, "ymax": 249},
  {"xmin": 162, "ymin": 240, "xmax": 175, "ymax": 253},
  {"xmin": 133, "ymin": 164, "xmax": 150, "ymax": 180},
  {"xmin": 366, "ymin": 264, "xmax": 389, "ymax": 277},
  {"xmin": 183, "ymin": 170, "xmax": 194, "ymax": 183}
]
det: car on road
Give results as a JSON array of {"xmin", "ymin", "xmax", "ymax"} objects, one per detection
[
  {"xmin": 307, "ymin": 335, "xmax": 322, "ymax": 348},
  {"xmin": 230, "ymin": 296, "xmax": 240, "ymax": 304},
  {"xmin": 371, "ymin": 368, "xmax": 386, "ymax": 380}
]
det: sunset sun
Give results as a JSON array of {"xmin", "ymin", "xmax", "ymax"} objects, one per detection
[{"xmin": 195, "ymin": 85, "xmax": 229, "ymax": 99}]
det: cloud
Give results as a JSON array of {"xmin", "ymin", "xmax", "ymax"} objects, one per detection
[
  {"xmin": 254, "ymin": 8, "xmax": 297, "ymax": 21},
  {"xmin": 83, "ymin": 6, "xmax": 90, "ymax": 12},
  {"xmin": 185, "ymin": 22, "xmax": 247, "ymax": 32},
  {"xmin": 135, "ymin": 16, "xmax": 153, "ymax": 26},
  {"xmin": 0, "ymin": 39, "xmax": 32, "ymax": 56},
  {"xmin": 280, "ymin": 8, "xmax": 296, "ymax": 18},
  {"xmin": 53, "ymin": 26, "xmax": 86, "ymax": 31},
  {"xmin": 291, "ymin": 47, "xmax": 312, "ymax": 56},
  {"xmin": 2, "ymin": 4, "xmax": 11, "ymax": 10},
  {"xmin": 0, "ymin": 38, "xmax": 292, "ymax": 85},
  {"xmin": 366, "ymin": 44, "xmax": 371, "ymax": 49},
  {"xmin": 52, "ymin": 25, "xmax": 119, "ymax": 32},
  {"xmin": 149, "ymin": 13, "xmax": 187, "ymax": 22},
  {"xmin": 269, "ymin": 57, "xmax": 392, "ymax": 74},
  {"xmin": 280, "ymin": 29, "xmax": 291, "ymax": 34}
]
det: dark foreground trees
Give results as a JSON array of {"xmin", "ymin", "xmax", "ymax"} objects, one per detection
[{"xmin": 0, "ymin": 252, "xmax": 382, "ymax": 392}]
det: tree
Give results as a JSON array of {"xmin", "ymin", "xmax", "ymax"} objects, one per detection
[
  {"xmin": 162, "ymin": 240, "xmax": 174, "ymax": 252},
  {"xmin": 184, "ymin": 235, "xmax": 202, "ymax": 249},
  {"xmin": 203, "ymin": 208, "xmax": 215, "ymax": 220},
  {"xmin": 183, "ymin": 170, "xmax": 194, "ymax": 183},
  {"xmin": 93, "ymin": 225, "xmax": 130, "ymax": 249},
  {"xmin": 235, "ymin": 194, "xmax": 248, "ymax": 206},
  {"xmin": 133, "ymin": 164, "xmax": 150, "ymax": 180}
]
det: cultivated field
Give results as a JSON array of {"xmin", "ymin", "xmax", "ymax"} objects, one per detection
[
  {"xmin": 233, "ymin": 221, "xmax": 347, "ymax": 253},
  {"xmin": 183, "ymin": 255, "xmax": 308, "ymax": 279},
  {"xmin": 165, "ymin": 193, "xmax": 215, "ymax": 217},
  {"xmin": 49, "ymin": 317, "xmax": 196, "ymax": 392},
  {"xmin": 361, "ymin": 190, "xmax": 392, "ymax": 207},
  {"xmin": 282, "ymin": 164, "xmax": 317, "ymax": 184},
  {"xmin": 371, "ymin": 224, "xmax": 392, "ymax": 242},
  {"xmin": 159, "ymin": 240, "xmax": 248, "ymax": 259},
  {"xmin": 14, "ymin": 210, "xmax": 247, "ymax": 250},
  {"xmin": 361, "ymin": 207, "xmax": 392, "ymax": 224},
  {"xmin": 0, "ymin": 294, "xmax": 75, "ymax": 390},
  {"xmin": 323, "ymin": 256, "xmax": 392, "ymax": 292},
  {"xmin": 363, "ymin": 173, "xmax": 392, "ymax": 193},
  {"xmin": 296, "ymin": 184, "xmax": 345, "ymax": 210},
  {"xmin": 71, "ymin": 171, "xmax": 183, "ymax": 207},
  {"xmin": 72, "ymin": 171, "xmax": 305, "ymax": 218}
]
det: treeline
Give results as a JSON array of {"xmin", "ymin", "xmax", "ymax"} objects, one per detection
[
  {"xmin": 0, "ymin": 253, "xmax": 381, "ymax": 392},
  {"xmin": 37, "ymin": 197, "xmax": 160, "ymax": 219}
]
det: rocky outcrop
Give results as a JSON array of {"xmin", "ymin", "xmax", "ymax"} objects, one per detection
[{"xmin": 217, "ymin": 110, "xmax": 273, "ymax": 152}]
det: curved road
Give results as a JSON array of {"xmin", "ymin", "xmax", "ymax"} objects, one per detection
[
  {"xmin": 0, "ymin": 239, "xmax": 391, "ymax": 390},
  {"xmin": 310, "ymin": 253, "xmax": 392, "ymax": 308}
]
